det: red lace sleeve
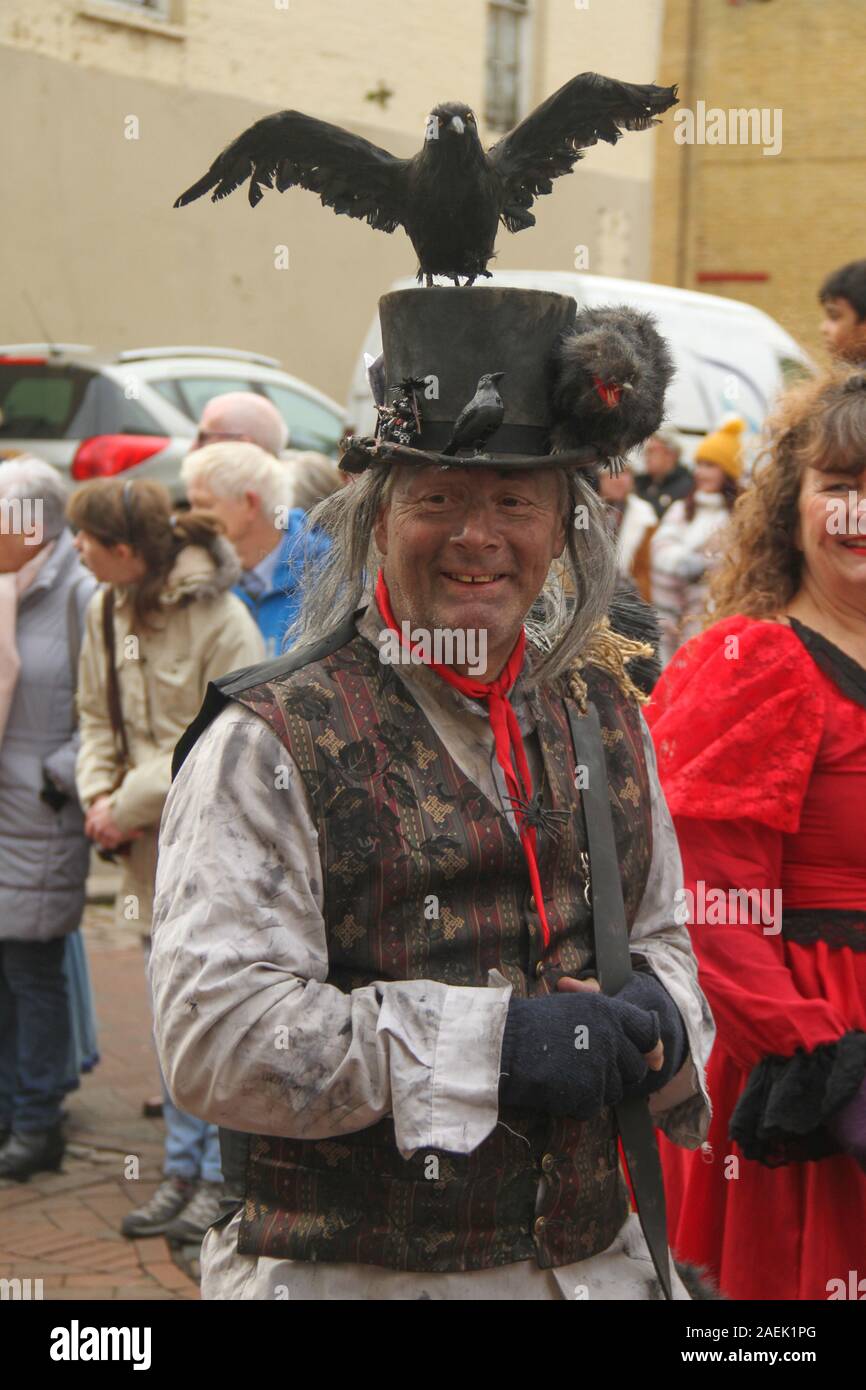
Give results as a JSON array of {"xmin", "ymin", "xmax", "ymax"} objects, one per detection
[{"xmin": 645, "ymin": 616, "xmax": 825, "ymax": 832}]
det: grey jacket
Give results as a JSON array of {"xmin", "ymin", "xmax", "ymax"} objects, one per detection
[{"xmin": 0, "ymin": 528, "xmax": 97, "ymax": 943}]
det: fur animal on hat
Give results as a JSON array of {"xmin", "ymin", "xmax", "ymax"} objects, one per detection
[{"xmin": 549, "ymin": 305, "xmax": 675, "ymax": 466}]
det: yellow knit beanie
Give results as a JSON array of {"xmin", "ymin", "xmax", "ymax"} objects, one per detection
[{"xmin": 694, "ymin": 417, "xmax": 745, "ymax": 481}]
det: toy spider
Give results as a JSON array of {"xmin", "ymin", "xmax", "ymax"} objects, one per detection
[{"xmin": 505, "ymin": 791, "xmax": 571, "ymax": 842}]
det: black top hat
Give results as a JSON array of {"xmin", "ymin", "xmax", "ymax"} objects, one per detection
[{"xmin": 341, "ymin": 286, "xmax": 674, "ymax": 474}]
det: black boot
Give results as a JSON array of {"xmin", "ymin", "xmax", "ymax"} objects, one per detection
[{"xmin": 0, "ymin": 1126, "xmax": 65, "ymax": 1182}]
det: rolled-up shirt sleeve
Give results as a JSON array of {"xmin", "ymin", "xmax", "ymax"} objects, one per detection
[
  {"xmin": 628, "ymin": 714, "xmax": 715, "ymax": 1147},
  {"xmin": 150, "ymin": 700, "xmax": 511, "ymax": 1160}
]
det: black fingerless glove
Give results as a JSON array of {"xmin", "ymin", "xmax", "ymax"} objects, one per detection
[
  {"xmin": 499, "ymin": 989, "xmax": 660, "ymax": 1120},
  {"xmin": 615, "ymin": 970, "xmax": 689, "ymax": 1095}
]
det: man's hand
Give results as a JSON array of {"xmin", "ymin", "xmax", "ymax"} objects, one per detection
[
  {"xmin": 85, "ymin": 795, "xmax": 142, "ymax": 851},
  {"xmin": 557, "ymin": 974, "xmax": 665, "ymax": 1073},
  {"xmin": 499, "ymin": 985, "xmax": 662, "ymax": 1121}
]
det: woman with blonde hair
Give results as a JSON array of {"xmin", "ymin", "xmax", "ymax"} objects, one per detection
[
  {"xmin": 70, "ymin": 477, "xmax": 263, "ymax": 1241},
  {"xmin": 646, "ymin": 371, "xmax": 866, "ymax": 1299}
]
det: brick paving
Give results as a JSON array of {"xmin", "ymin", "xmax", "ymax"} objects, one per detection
[{"xmin": 0, "ymin": 900, "xmax": 199, "ymax": 1301}]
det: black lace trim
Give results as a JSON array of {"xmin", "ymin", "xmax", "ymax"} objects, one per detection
[
  {"xmin": 729, "ymin": 1030, "xmax": 866, "ymax": 1167},
  {"xmin": 788, "ymin": 618, "xmax": 866, "ymax": 710},
  {"xmin": 782, "ymin": 909, "xmax": 866, "ymax": 952}
]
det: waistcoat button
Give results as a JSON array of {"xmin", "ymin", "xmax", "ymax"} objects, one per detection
[
  {"xmin": 541, "ymin": 1153, "xmax": 555, "ymax": 1173},
  {"xmin": 534, "ymin": 960, "xmax": 545, "ymax": 978},
  {"xmin": 533, "ymin": 1216, "xmax": 546, "ymax": 1234}
]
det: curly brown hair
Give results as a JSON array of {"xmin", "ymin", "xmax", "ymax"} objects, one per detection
[
  {"xmin": 67, "ymin": 477, "xmax": 224, "ymax": 629},
  {"xmin": 707, "ymin": 369, "xmax": 866, "ymax": 622}
]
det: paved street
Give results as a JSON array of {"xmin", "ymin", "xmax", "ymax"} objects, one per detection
[{"xmin": 0, "ymin": 899, "xmax": 199, "ymax": 1302}]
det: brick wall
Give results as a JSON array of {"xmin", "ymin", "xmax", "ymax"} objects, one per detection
[{"xmin": 652, "ymin": 0, "xmax": 866, "ymax": 360}]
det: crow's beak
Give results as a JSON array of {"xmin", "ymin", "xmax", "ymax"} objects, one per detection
[
  {"xmin": 490, "ymin": 372, "xmax": 505, "ymax": 382},
  {"xmin": 449, "ymin": 115, "xmax": 465, "ymax": 135}
]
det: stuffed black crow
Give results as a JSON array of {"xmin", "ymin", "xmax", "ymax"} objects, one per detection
[
  {"xmin": 442, "ymin": 374, "xmax": 505, "ymax": 455},
  {"xmin": 174, "ymin": 74, "xmax": 677, "ymax": 285},
  {"xmin": 549, "ymin": 305, "xmax": 675, "ymax": 465}
]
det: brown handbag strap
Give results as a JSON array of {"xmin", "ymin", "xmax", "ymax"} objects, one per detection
[{"xmin": 101, "ymin": 587, "xmax": 130, "ymax": 768}]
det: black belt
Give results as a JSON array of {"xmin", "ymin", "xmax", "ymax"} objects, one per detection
[{"xmin": 567, "ymin": 701, "xmax": 674, "ymax": 1301}]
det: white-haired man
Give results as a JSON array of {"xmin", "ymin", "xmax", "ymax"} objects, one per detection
[
  {"xmin": 151, "ymin": 287, "xmax": 713, "ymax": 1301},
  {"xmin": 182, "ymin": 442, "xmax": 321, "ymax": 657}
]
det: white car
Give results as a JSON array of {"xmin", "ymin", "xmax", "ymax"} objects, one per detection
[{"xmin": 0, "ymin": 344, "xmax": 346, "ymax": 498}]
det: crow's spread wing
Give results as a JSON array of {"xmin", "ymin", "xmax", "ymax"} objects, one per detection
[
  {"xmin": 174, "ymin": 110, "xmax": 410, "ymax": 231},
  {"xmin": 487, "ymin": 73, "xmax": 678, "ymax": 231}
]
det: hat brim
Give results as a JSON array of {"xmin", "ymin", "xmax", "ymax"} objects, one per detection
[{"xmin": 340, "ymin": 437, "xmax": 602, "ymax": 475}]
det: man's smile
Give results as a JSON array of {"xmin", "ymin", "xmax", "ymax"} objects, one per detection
[{"xmin": 441, "ymin": 571, "xmax": 509, "ymax": 586}]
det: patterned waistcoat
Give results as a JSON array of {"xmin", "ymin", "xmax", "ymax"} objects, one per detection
[{"xmin": 226, "ymin": 631, "xmax": 653, "ymax": 1273}]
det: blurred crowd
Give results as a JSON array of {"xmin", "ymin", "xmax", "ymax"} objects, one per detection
[
  {"xmin": 0, "ymin": 257, "xmax": 865, "ymax": 1299},
  {"xmin": 0, "ymin": 389, "xmax": 343, "ymax": 1242}
]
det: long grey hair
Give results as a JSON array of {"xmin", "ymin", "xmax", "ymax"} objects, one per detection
[{"xmin": 284, "ymin": 463, "xmax": 617, "ymax": 687}]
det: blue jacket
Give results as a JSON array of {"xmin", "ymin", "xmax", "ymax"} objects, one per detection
[{"xmin": 234, "ymin": 509, "xmax": 326, "ymax": 657}]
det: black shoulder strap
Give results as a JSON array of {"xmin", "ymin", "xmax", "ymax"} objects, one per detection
[
  {"xmin": 171, "ymin": 608, "xmax": 366, "ymax": 779},
  {"xmin": 566, "ymin": 699, "xmax": 673, "ymax": 1301}
]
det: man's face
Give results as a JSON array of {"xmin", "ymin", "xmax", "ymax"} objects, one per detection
[
  {"xmin": 190, "ymin": 400, "xmax": 249, "ymax": 454},
  {"xmin": 185, "ymin": 478, "xmax": 255, "ymax": 547},
  {"xmin": 374, "ymin": 464, "xmax": 567, "ymax": 680},
  {"xmin": 643, "ymin": 437, "xmax": 678, "ymax": 481},
  {"xmin": 820, "ymin": 297, "xmax": 866, "ymax": 362}
]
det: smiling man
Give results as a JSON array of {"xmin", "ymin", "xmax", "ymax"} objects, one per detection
[{"xmin": 149, "ymin": 287, "xmax": 713, "ymax": 1301}]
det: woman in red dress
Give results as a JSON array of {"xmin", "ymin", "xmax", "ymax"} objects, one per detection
[{"xmin": 646, "ymin": 371, "xmax": 866, "ymax": 1300}]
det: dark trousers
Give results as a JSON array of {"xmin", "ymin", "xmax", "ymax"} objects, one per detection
[{"xmin": 0, "ymin": 937, "xmax": 70, "ymax": 1132}]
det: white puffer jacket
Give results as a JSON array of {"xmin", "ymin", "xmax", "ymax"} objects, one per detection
[{"xmin": 650, "ymin": 491, "xmax": 731, "ymax": 663}]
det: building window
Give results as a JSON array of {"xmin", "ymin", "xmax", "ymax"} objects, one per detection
[
  {"xmin": 485, "ymin": 1, "xmax": 530, "ymax": 132},
  {"xmin": 112, "ymin": 0, "xmax": 169, "ymax": 12},
  {"xmin": 78, "ymin": 0, "xmax": 186, "ymax": 36}
]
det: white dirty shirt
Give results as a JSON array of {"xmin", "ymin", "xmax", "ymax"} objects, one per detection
[{"xmin": 150, "ymin": 605, "xmax": 713, "ymax": 1301}]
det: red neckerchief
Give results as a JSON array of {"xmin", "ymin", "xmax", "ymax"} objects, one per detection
[{"xmin": 375, "ymin": 570, "xmax": 553, "ymax": 949}]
